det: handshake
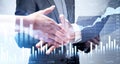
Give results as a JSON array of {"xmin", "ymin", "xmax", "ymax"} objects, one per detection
[{"xmin": 16, "ymin": 5, "xmax": 100, "ymax": 54}]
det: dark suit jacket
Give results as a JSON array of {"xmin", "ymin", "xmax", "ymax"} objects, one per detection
[
  {"xmin": 15, "ymin": 0, "xmax": 109, "ymax": 48},
  {"xmin": 15, "ymin": 0, "xmax": 76, "ymax": 48},
  {"xmin": 15, "ymin": 0, "xmax": 109, "ymax": 64}
]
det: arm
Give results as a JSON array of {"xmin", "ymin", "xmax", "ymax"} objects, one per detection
[
  {"xmin": 15, "ymin": 0, "xmax": 37, "ymax": 48},
  {"xmin": 80, "ymin": 15, "xmax": 110, "ymax": 42},
  {"xmin": 35, "ymin": 15, "xmax": 105, "ymax": 54},
  {"xmin": 75, "ymin": 7, "xmax": 120, "ymax": 42},
  {"xmin": 15, "ymin": 33, "xmax": 39, "ymax": 48},
  {"xmin": 35, "ymin": 7, "xmax": 120, "ymax": 54},
  {"xmin": 15, "ymin": 6, "xmax": 67, "ymax": 49},
  {"xmin": 72, "ymin": 7, "xmax": 120, "ymax": 52},
  {"xmin": 72, "ymin": 15, "xmax": 110, "ymax": 53}
]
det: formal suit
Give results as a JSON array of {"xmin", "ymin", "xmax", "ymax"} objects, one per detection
[{"xmin": 15, "ymin": 0, "xmax": 109, "ymax": 64}]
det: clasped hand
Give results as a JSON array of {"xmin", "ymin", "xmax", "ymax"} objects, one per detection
[
  {"xmin": 36, "ymin": 14, "xmax": 75, "ymax": 54},
  {"xmin": 17, "ymin": 6, "xmax": 75, "ymax": 54},
  {"xmin": 16, "ymin": 5, "xmax": 100, "ymax": 55}
]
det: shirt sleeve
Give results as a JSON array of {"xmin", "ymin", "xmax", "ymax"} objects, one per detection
[{"xmin": 71, "ymin": 24, "xmax": 84, "ymax": 43}]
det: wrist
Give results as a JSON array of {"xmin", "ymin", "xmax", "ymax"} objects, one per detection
[
  {"xmin": 71, "ymin": 24, "xmax": 82, "ymax": 43},
  {"xmin": 16, "ymin": 16, "xmax": 33, "ymax": 27},
  {"xmin": 15, "ymin": 16, "xmax": 32, "ymax": 32}
]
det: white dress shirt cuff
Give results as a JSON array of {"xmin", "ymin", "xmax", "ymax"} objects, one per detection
[{"xmin": 72, "ymin": 24, "xmax": 83, "ymax": 43}]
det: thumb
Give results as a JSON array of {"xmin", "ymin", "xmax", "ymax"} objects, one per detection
[
  {"xmin": 59, "ymin": 14, "xmax": 69, "ymax": 30},
  {"xmin": 41, "ymin": 5, "xmax": 55, "ymax": 15},
  {"xmin": 59, "ymin": 14, "xmax": 66, "ymax": 28}
]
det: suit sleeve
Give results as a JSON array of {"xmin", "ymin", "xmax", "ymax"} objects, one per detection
[
  {"xmin": 73, "ymin": 15, "xmax": 110, "ymax": 52},
  {"xmin": 15, "ymin": 0, "xmax": 40, "ymax": 48},
  {"xmin": 80, "ymin": 15, "xmax": 110, "ymax": 42}
]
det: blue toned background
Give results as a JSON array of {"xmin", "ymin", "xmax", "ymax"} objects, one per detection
[{"xmin": 0, "ymin": 0, "xmax": 120, "ymax": 64}]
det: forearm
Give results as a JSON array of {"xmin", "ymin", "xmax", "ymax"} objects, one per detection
[
  {"xmin": 15, "ymin": 16, "xmax": 40, "ymax": 48},
  {"xmin": 0, "ymin": 15, "xmax": 32, "ymax": 32},
  {"xmin": 73, "ymin": 7, "xmax": 120, "ymax": 43},
  {"xmin": 15, "ymin": 32, "xmax": 40, "ymax": 48},
  {"xmin": 0, "ymin": 15, "xmax": 35, "ymax": 47},
  {"xmin": 72, "ymin": 15, "xmax": 110, "ymax": 43},
  {"xmin": 16, "ymin": 15, "xmax": 34, "ymax": 28}
]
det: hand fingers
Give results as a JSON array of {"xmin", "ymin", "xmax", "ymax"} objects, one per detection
[
  {"xmin": 46, "ymin": 46, "xmax": 56, "ymax": 55},
  {"xmin": 41, "ymin": 16, "xmax": 64, "ymax": 34},
  {"xmin": 95, "ymin": 35, "xmax": 100, "ymax": 42},
  {"xmin": 55, "ymin": 31, "xmax": 68, "ymax": 42},
  {"xmin": 90, "ymin": 38, "xmax": 99, "ymax": 45},
  {"xmin": 41, "ymin": 44, "xmax": 48, "ymax": 51},
  {"xmin": 90, "ymin": 35, "xmax": 100, "ymax": 45},
  {"xmin": 84, "ymin": 41, "xmax": 96, "ymax": 53},
  {"xmin": 59, "ymin": 14, "xmax": 72, "ymax": 38},
  {"xmin": 52, "ymin": 42, "xmax": 61, "ymax": 47},
  {"xmin": 36, "ymin": 40, "xmax": 63, "ymax": 55},
  {"xmin": 59, "ymin": 14, "xmax": 66, "ymax": 28},
  {"xmin": 59, "ymin": 14, "xmax": 69, "ymax": 30},
  {"xmin": 36, "ymin": 40, "xmax": 52, "ymax": 52},
  {"xmin": 47, "ymin": 34, "xmax": 64, "ymax": 45},
  {"xmin": 39, "ymin": 42, "xmax": 54, "ymax": 52},
  {"xmin": 41, "ymin": 14, "xmax": 57, "ymax": 24},
  {"xmin": 85, "ymin": 41, "xmax": 90, "ymax": 47},
  {"xmin": 46, "ymin": 41, "xmax": 61, "ymax": 55},
  {"xmin": 39, "ymin": 5, "xmax": 55, "ymax": 15},
  {"xmin": 59, "ymin": 14, "xmax": 69, "ymax": 38},
  {"xmin": 37, "ymin": 41, "xmax": 59, "ymax": 54},
  {"xmin": 86, "ymin": 41, "xmax": 96, "ymax": 49},
  {"xmin": 36, "ymin": 40, "xmax": 45, "ymax": 48}
]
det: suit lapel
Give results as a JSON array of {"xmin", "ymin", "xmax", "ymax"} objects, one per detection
[
  {"xmin": 65, "ymin": 0, "xmax": 75, "ymax": 23},
  {"xmin": 47, "ymin": 0, "xmax": 55, "ymax": 5},
  {"xmin": 47, "ymin": 0, "xmax": 75, "ymax": 23},
  {"xmin": 47, "ymin": 0, "xmax": 60, "ymax": 23}
]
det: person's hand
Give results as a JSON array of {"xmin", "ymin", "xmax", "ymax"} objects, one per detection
[
  {"xmin": 36, "ymin": 40, "xmax": 59, "ymax": 54},
  {"xmin": 59, "ymin": 14, "xmax": 75, "ymax": 44},
  {"xmin": 16, "ymin": 6, "xmax": 67, "ymax": 44},
  {"xmin": 36, "ymin": 14, "xmax": 75, "ymax": 54},
  {"xmin": 73, "ymin": 35, "xmax": 100, "ymax": 53},
  {"xmin": 84, "ymin": 35, "xmax": 100, "ymax": 53}
]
